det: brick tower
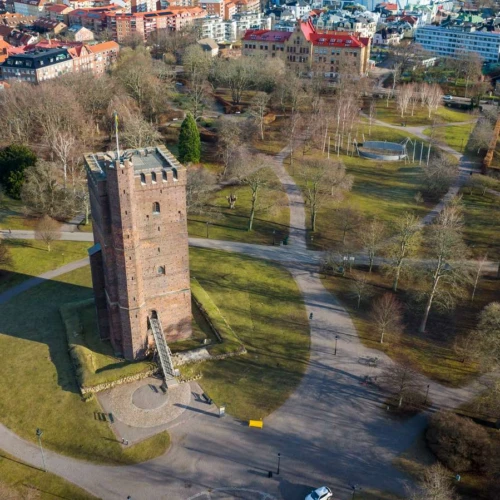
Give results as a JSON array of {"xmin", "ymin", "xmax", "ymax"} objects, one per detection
[{"xmin": 84, "ymin": 146, "xmax": 192, "ymax": 360}]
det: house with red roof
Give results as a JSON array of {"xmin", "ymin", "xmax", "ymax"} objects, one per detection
[{"xmin": 243, "ymin": 19, "xmax": 371, "ymax": 79}]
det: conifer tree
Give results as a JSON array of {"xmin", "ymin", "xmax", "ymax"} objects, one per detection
[{"xmin": 178, "ymin": 113, "xmax": 201, "ymax": 164}]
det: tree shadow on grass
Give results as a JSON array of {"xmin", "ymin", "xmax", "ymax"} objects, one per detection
[{"xmin": 0, "ymin": 270, "xmax": 93, "ymax": 395}]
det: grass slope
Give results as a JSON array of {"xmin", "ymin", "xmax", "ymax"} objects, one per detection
[
  {"xmin": 0, "ymin": 449, "xmax": 98, "ymax": 500},
  {"xmin": 182, "ymin": 247, "xmax": 310, "ymax": 420},
  {"xmin": 0, "ymin": 265, "xmax": 170, "ymax": 464},
  {"xmin": 0, "ymin": 240, "xmax": 90, "ymax": 294}
]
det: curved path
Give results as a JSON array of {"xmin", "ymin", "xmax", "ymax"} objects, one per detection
[{"xmin": 0, "ymin": 117, "xmax": 493, "ymax": 500}]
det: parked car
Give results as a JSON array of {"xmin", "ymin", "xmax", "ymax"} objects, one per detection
[
  {"xmin": 443, "ymin": 95, "xmax": 453, "ymax": 101},
  {"xmin": 305, "ymin": 486, "xmax": 333, "ymax": 500}
]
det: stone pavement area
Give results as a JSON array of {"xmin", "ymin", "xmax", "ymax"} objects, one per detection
[{"xmin": 98, "ymin": 379, "xmax": 220, "ymax": 443}]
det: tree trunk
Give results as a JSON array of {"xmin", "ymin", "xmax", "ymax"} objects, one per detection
[
  {"xmin": 419, "ymin": 272, "xmax": 440, "ymax": 333},
  {"xmin": 311, "ymin": 206, "xmax": 317, "ymax": 233},
  {"xmin": 369, "ymin": 253, "xmax": 374, "ymax": 273},
  {"xmin": 248, "ymin": 188, "xmax": 258, "ymax": 231},
  {"xmin": 380, "ymin": 327, "xmax": 385, "ymax": 344},
  {"xmin": 392, "ymin": 261, "xmax": 402, "ymax": 292},
  {"xmin": 357, "ymin": 294, "xmax": 361, "ymax": 309}
]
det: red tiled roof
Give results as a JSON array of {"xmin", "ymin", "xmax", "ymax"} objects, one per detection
[
  {"xmin": 87, "ymin": 40, "xmax": 119, "ymax": 52},
  {"xmin": 45, "ymin": 4, "xmax": 71, "ymax": 12},
  {"xmin": 242, "ymin": 30, "xmax": 292, "ymax": 42},
  {"xmin": 310, "ymin": 32, "xmax": 365, "ymax": 48},
  {"xmin": 300, "ymin": 18, "xmax": 315, "ymax": 40}
]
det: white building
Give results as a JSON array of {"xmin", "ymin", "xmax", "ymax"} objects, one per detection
[{"xmin": 415, "ymin": 25, "xmax": 500, "ymax": 63}]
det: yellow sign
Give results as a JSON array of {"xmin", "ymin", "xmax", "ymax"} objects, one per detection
[{"xmin": 248, "ymin": 420, "xmax": 263, "ymax": 428}]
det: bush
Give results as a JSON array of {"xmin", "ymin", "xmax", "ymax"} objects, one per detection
[
  {"xmin": 426, "ymin": 411, "xmax": 492, "ymax": 473},
  {"xmin": 0, "ymin": 144, "xmax": 37, "ymax": 199}
]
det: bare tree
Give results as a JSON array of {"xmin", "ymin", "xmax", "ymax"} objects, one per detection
[
  {"xmin": 249, "ymin": 92, "xmax": 270, "ymax": 141},
  {"xmin": 423, "ymin": 83, "xmax": 443, "ymax": 118},
  {"xmin": 50, "ymin": 131, "xmax": 76, "ymax": 188},
  {"xmin": 396, "ymin": 84, "xmax": 414, "ymax": 118},
  {"xmin": 380, "ymin": 362, "xmax": 424, "ymax": 409},
  {"xmin": 423, "ymin": 152, "xmax": 458, "ymax": 200},
  {"xmin": 0, "ymin": 240, "xmax": 12, "ymax": 268},
  {"xmin": 336, "ymin": 204, "xmax": 363, "ymax": 245},
  {"xmin": 467, "ymin": 174, "xmax": 500, "ymax": 196},
  {"xmin": 368, "ymin": 98, "xmax": 377, "ymax": 136},
  {"xmin": 408, "ymin": 463, "xmax": 458, "ymax": 500},
  {"xmin": 218, "ymin": 121, "xmax": 241, "ymax": 178},
  {"xmin": 35, "ymin": 215, "xmax": 61, "ymax": 252},
  {"xmin": 370, "ymin": 293, "xmax": 403, "ymax": 344},
  {"xmin": 121, "ymin": 114, "xmax": 162, "ymax": 149},
  {"xmin": 359, "ymin": 219, "xmax": 387, "ymax": 272},
  {"xmin": 469, "ymin": 302, "xmax": 500, "ymax": 370},
  {"xmin": 386, "ymin": 212, "xmax": 422, "ymax": 292},
  {"xmin": 468, "ymin": 119, "xmax": 494, "ymax": 154},
  {"xmin": 350, "ymin": 273, "xmax": 371, "ymax": 309},
  {"xmin": 299, "ymin": 158, "xmax": 353, "ymax": 232},
  {"xmin": 211, "ymin": 57, "xmax": 256, "ymax": 105},
  {"xmin": 419, "ymin": 200, "xmax": 471, "ymax": 333},
  {"xmin": 183, "ymin": 44, "xmax": 212, "ymax": 120},
  {"xmin": 470, "ymin": 254, "xmax": 488, "ymax": 302},
  {"xmin": 186, "ymin": 166, "xmax": 217, "ymax": 215}
]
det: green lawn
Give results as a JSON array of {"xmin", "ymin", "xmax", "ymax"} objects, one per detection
[
  {"xmin": 0, "ymin": 265, "xmax": 170, "ymax": 464},
  {"xmin": 0, "ymin": 449, "xmax": 97, "ymax": 499},
  {"xmin": 423, "ymin": 122, "xmax": 476, "ymax": 152},
  {"xmin": 461, "ymin": 189, "xmax": 500, "ymax": 260},
  {"xmin": 288, "ymin": 140, "xmax": 430, "ymax": 250},
  {"xmin": 0, "ymin": 240, "xmax": 90, "ymax": 294},
  {"xmin": 181, "ymin": 248, "xmax": 310, "ymax": 420},
  {"xmin": 0, "ymin": 195, "xmax": 35, "ymax": 230},
  {"xmin": 367, "ymin": 99, "xmax": 473, "ymax": 127},
  {"xmin": 188, "ymin": 167, "xmax": 290, "ymax": 246},
  {"xmin": 320, "ymin": 265, "xmax": 494, "ymax": 387}
]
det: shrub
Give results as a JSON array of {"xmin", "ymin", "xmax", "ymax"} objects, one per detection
[{"xmin": 426, "ymin": 411, "xmax": 492, "ymax": 473}]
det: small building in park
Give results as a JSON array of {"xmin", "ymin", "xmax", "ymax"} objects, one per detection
[{"xmin": 84, "ymin": 145, "xmax": 192, "ymax": 362}]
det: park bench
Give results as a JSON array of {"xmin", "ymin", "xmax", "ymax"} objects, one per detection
[{"xmin": 202, "ymin": 393, "xmax": 212, "ymax": 405}]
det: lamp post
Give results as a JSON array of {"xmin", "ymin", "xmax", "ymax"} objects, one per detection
[
  {"xmin": 334, "ymin": 335, "xmax": 339, "ymax": 355},
  {"xmin": 424, "ymin": 384, "xmax": 430, "ymax": 405},
  {"xmin": 206, "ymin": 221, "xmax": 210, "ymax": 238},
  {"xmin": 272, "ymin": 230, "xmax": 276, "ymax": 246},
  {"xmin": 36, "ymin": 428, "xmax": 46, "ymax": 472},
  {"xmin": 276, "ymin": 453, "xmax": 281, "ymax": 475}
]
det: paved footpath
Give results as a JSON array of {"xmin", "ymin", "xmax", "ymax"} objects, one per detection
[{"xmin": 0, "ymin": 118, "xmax": 495, "ymax": 500}]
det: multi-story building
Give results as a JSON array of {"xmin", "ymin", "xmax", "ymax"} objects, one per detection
[
  {"xmin": 199, "ymin": 0, "xmax": 223, "ymax": 17},
  {"xmin": 243, "ymin": 20, "xmax": 371, "ymax": 77},
  {"xmin": 130, "ymin": 0, "xmax": 156, "ymax": 13},
  {"xmin": 415, "ymin": 25, "xmax": 500, "ymax": 62},
  {"xmin": 0, "ymin": 40, "xmax": 118, "ymax": 81},
  {"xmin": 84, "ymin": 146, "xmax": 192, "ymax": 360},
  {"xmin": 0, "ymin": 47, "xmax": 73, "ymax": 82},
  {"xmin": 44, "ymin": 3, "xmax": 74, "ymax": 23},
  {"xmin": 13, "ymin": 0, "xmax": 47, "ymax": 16}
]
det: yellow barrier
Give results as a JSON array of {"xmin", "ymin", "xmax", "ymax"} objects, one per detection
[{"xmin": 248, "ymin": 419, "xmax": 263, "ymax": 428}]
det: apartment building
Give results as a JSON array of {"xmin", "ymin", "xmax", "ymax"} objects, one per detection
[
  {"xmin": 13, "ymin": 0, "xmax": 48, "ymax": 17},
  {"xmin": 415, "ymin": 25, "xmax": 500, "ymax": 62}
]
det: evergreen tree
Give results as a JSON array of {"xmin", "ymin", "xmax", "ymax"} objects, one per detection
[
  {"xmin": 178, "ymin": 113, "xmax": 201, "ymax": 164},
  {"xmin": 0, "ymin": 144, "xmax": 37, "ymax": 199}
]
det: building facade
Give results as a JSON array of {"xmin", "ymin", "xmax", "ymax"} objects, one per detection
[
  {"xmin": 415, "ymin": 25, "xmax": 500, "ymax": 62},
  {"xmin": 84, "ymin": 146, "xmax": 192, "ymax": 360}
]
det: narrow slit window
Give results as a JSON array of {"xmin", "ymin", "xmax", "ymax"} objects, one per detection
[
  {"xmin": 151, "ymin": 172, "xmax": 157, "ymax": 183},
  {"xmin": 157, "ymin": 266, "xmax": 165, "ymax": 275},
  {"xmin": 140, "ymin": 173, "xmax": 146, "ymax": 185},
  {"xmin": 162, "ymin": 170, "xmax": 167, "ymax": 181},
  {"xmin": 153, "ymin": 202, "xmax": 160, "ymax": 214}
]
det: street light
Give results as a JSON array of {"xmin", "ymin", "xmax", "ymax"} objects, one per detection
[
  {"xmin": 334, "ymin": 335, "xmax": 339, "ymax": 355},
  {"xmin": 206, "ymin": 221, "xmax": 210, "ymax": 238},
  {"xmin": 276, "ymin": 453, "xmax": 281, "ymax": 475},
  {"xmin": 272, "ymin": 230, "xmax": 276, "ymax": 246},
  {"xmin": 36, "ymin": 428, "xmax": 46, "ymax": 472}
]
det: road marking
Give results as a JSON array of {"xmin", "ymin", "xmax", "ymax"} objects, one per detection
[{"xmin": 187, "ymin": 488, "xmax": 277, "ymax": 500}]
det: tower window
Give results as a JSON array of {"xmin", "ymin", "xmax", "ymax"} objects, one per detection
[
  {"xmin": 157, "ymin": 266, "xmax": 165, "ymax": 275},
  {"xmin": 172, "ymin": 168, "xmax": 178, "ymax": 180},
  {"xmin": 151, "ymin": 172, "xmax": 157, "ymax": 183},
  {"xmin": 152, "ymin": 202, "xmax": 160, "ymax": 214},
  {"xmin": 162, "ymin": 170, "xmax": 167, "ymax": 181},
  {"xmin": 140, "ymin": 173, "xmax": 146, "ymax": 185}
]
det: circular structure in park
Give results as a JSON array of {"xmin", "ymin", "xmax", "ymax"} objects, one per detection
[
  {"xmin": 358, "ymin": 141, "xmax": 407, "ymax": 161},
  {"xmin": 132, "ymin": 383, "xmax": 168, "ymax": 410}
]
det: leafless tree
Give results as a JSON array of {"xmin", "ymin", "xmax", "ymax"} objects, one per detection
[
  {"xmin": 419, "ymin": 200, "xmax": 471, "ymax": 333},
  {"xmin": 454, "ymin": 50, "xmax": 483, "ymax": 98},
  {"xmin": 359, "ymin": 219, "xmax": 387, "ymax": 272},
  {"xmin": 21, "ymin": 162, "xmax": 76, "ymax": 220},
  {"xmin": 468, "ymin": 302, "xmax": 500, "ymax": 370},
  {"xmin": 299, "ymin": 158, "xmax": 352, "ymax": 233},
  {"xmin": 370, "ymin": 293, "xmax": 403, "ymax": 344},
  {"xmin": 423, "ymin": 152, "xmax": 458, "ymax": 200},
  {"xmin": 183, "ymin": 44, "xmax": 212, "ymax": 120},
  {"xmin": 396, "ymin": 84, "xmax": 414, "ymax": 118},
  {"xmin": 50, "ymin": 131, "xmax": 77, "ymax": 188},
  {"xmin": 186, "ymin": 166, "xmax": 217, "ymax": 215},
  {"xmin": 249, "ymin": 92, "xmax": 270, "ymax": 141},
  {"xmin": 467, "ymin": 174, "xmax": 499, "ymax": 196},
  {"xmin": 210, "ymin": 57, "xmax": 255, "ymax": 105},
  {"xmin": 407, "ymin": 463, "xmax": 458, "ymax": 500},
  {"xmin": 470, "ymin": 254, "xmax": 488, "ymax": 302},
  {"xmin": 336, "ymin": 204, "xmax": 363, "ymax": 245},
  {"xmin": 121, "ymin": 115, "xmax": 162, "ymax": 149},
  {"xmin": 386, "ymin": 212, "xmax": 422, "ymax": 292},
  {"xmin": 380, "ymin": 362, "xmax": 424, "ymax": 409},
  {"xmin": 350, "ymin": 273, "xmax": 371, "ymax": 309},
  {"xmin": 469, "ymin": 119, "xmax": 494, "ymax": 154},
  {"xmin": 368, "ymin": 98, "xmax": 377, "ymax": 136},
  {"xmin": 35, "ymin": 215, "xmax": 61, "ymax": 252},
  {"xmin": 217, "ymin": 120, "xmax": 242, "ymax": 178},
  {"xmin": 423, "ymin": 83, "xmax": 443, "ymax": 118}
]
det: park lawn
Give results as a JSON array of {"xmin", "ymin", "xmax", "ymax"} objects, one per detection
[
  {"xmin": 0, "ymin": 240, "xmax": 90, "ymax": 294},
  {"xmin": 320, "ymin": 267, "xmax": 486, "ymax": 387},
  {"xmin": 0, "ymin": 195, "xmax": 36, "ymax": 230},
  {"xmin": 0, "ymin": 265, "xmax": 170, "ymax": 464},
  {"xmin": 0, "ymin": 449, "xmax": 97, "ymax": 500},
  {"xmin": 188, "ymin": 167, "xmax": 290, "ymax": 245},
  {"xmin": 460, "ymin": 189, "xmax": 500, "ymax": 260},
  {"xmin": 252, "ymin": 116, "xmax": 289, "ymax": 155},
  {"xmin": 369, "ymin": 99, "xmax": 473, "ymax": 127},
  {"xmin": 180, "ymin": 247, "xmax": 310, "ymax": 420},
  {"xmin": 423, "ymin": 122, "xmax": 476, "ymax": 152},
  {"xmin": 288, "ymin": 144, "xmax": 429, "ymax": 251}
]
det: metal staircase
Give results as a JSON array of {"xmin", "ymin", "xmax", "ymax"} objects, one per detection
[{"xmin": 149, "ymin": 316, "xmax": 177, "ymax": 383}]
